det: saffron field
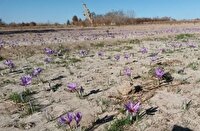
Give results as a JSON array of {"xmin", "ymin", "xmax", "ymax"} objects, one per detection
[{"xmin": 0, "ymin": 23, "xmax": 200, "ymax": 131}]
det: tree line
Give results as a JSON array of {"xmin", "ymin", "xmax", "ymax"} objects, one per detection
[{"xmin": 1, "ymin": 10, "xmax": 199, "ymax": 27}]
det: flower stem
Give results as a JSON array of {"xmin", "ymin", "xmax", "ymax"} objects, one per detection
[{"xmin": 20, "ymin": 92, "xmax": 24, "ymax": 102}]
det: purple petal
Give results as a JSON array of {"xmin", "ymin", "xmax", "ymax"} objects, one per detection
[
  {"xmin": 66, "ymin": 112, "xmax": 74, "ymax": 124},
  {"xmin": 124, "ymin": 68, "xmax": 131, "ymax": 76},
  {"xmin": 79, "ymin": 50, "xmax": 87, "ymax": 56},
  {"xmin": 58, "ymin": 116, "xmax": 67, "ymax": 124},
  {"xmin": 67, "ymin": 83, "xmax": 77, "ymax": 91},
  {"xmin": 74, "ymin": 112, "xmax": 82, "ymax": 125},
  {"xmin": 58, "ymin": 112, "xmax": 74, "ymax": 125},
  {"xmin": 44, "ymin": 57, "xmax": 52, "ymax": 63},
  {"xmin": 20, "ymin": 75, "xmax": 32, "ymax": 86},
  {"xmin": 125, "ymin": 101, "xmax": 141, "ymax": 114},
  {"xmin": 155, "ymin": 68, "xmax": 165, "ymax": 78},
  {"xmin": 32, "ymin": 68, "xmax": 42, "ymax": 76},
  {"xmin": 114, "ymin": 54, "xmax": 120, "ymax": 61},
  {"xmin": 98, "ymin": 51, "xmax": 104, "ymax": 57},
  {"xmin": 4, "ymin": 60, "xmax": 15, "ymax": 68},
  {"xmin": 124, "ymin": 53, "xmax": 130, "ymax": 59},
  {"xmin": 141, "ymin": 47, "xmax": 148, "ymax": 54},
  {"xmin": 44, "ymin": 48, "xmax": 54, "ymax": 55}
]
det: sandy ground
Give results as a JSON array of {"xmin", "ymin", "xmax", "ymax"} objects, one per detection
[{"xmin": 0, "ymin": 23, "xmax": 200, "ymax": 131}]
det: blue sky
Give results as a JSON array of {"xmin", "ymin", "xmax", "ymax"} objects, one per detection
[{"xmin": 0, "ymin": 0, "xmax": 200, "ymax": 23}]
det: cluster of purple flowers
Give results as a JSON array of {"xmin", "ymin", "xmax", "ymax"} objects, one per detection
[
  {"xmin": 4, "ymin": 60, "xmax": 15, "ymax": 69},
  {"xmin": 43, "ymin": 48, "xmax": 55, "ymax": 63},
  {"xmin": 58, "ymin": 112, "xmax": 82, "ymax": 126},
  {"xmin": 20, "ymin": 75, "xmax": 32, "ymax": 86},
  {"xmin": 20, "ymin": 67, "xmax": 42, "ymax": 86}
]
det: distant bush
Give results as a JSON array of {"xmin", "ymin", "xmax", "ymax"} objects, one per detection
[
  {"xmin": 30, "ymin": 22, "xmax": 37, "ymax": 26},
  {"xmin": 0, "ymin": 19, "xmax": 6, "ymax": 26},
  {"xmin": 90, "ymin": 10, "xmax": 175, "ymax": 26},
  {"xmin": 7, "ymin": 22, "xmax": 37, "ymax": 27}
]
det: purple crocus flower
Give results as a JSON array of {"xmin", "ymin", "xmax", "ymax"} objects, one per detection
[
  {"xmin": 114, "ymin": 54, "xmax": 120, "ymax": 61},
  {"xmin": 98, "ymin": 51, "xmax": 104, "ymax": 57},
  {"xmin": 140, "ymin": 47, "xmax": 148, "ymax": 54},
  {"xmin": 125, "ymin": 101, "xmax": 141, "ymax": 114},
  {"xmin": 4, "ymin": 60, "xmax": 15, "ymax": 68},
  {"xmin": 74, "ymin": 112, "xmax": 82, "ymax": 125},
  {"xmin": 124, "ymin": 53, "xmax": 130, "ymax": 59},
  {"xmin": 58, "ymin": 112, "xmax": 74, "ymax": 125},
  {"xmin": 79, "ymin": 50, "xmax": 87, "ymax": 57},
  {"xmin": 124, "ymin": 68, "xmax": 132, "ymax": 76},
  {"xmin": 58, "ymin": 115, "xmax": 67, "ymax": 125},
  {"xmin": 32, "ymin": 68, "xmax": 42, "ymax": 76},
  {"xmin": 20, "ymin": 75, "xmax": 32, "ymax": 86},
  {"xmin": 155, "ymin": 68, "xmax": 165, "ymax": 79},
  {"xmin": 67, "ymin": 83, "xmax": 77, "ymax": 91},
  {"xmin": 188, "ymin": 43, "xmax": 196, "ymax": 48},
  {"xmin": 44, "ymin": 48, "xmax": 54, "ymax": 55},
  {"xmin": 44, "ymin": 57, "xmax": 52, "ymax": 63},
  {"xmin": 150, "ymin": 56, "xmax": 157, "ymax": 62}
]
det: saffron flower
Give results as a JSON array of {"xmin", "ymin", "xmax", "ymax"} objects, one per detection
[
  {"xmin": 79, "ymin": 50, "xmax": 87, "ymax": 57},
  {"xmin": 32, "ymin": 68, "xmax": 42, "ymax": 76},
  {"xmin": 98, "ymin": 51, "xmax": 104, "ymax": 57},
  {"xmin": 150, "ymin": 56, "xmax": 157, "ymax": 62},
  {"xmin": 124, "ymin": 53, "xmax": 130, "ymax": 59},
  {"xmin": 155, "ymin": 68, "xmax": 165, "ymax": 79},
  {"xmin": 44, "ymin": 48, "xmax": 54, "ymax": 55},
  {"xmin": 67, "ymin": 83, "xmax": 77, "ymax": 91},
  {"xmin": 20, "ymin": 75, "xmax": 32, "ymax": 86},
  {"xmin": 74, "ymin": 112, "xmax": 82, "ymax": 125},
  {"xmin": 58, "ymin": 112, "xmax": 74, "ymax": 125},
  {"xmin": 140, "ymin": 47, "xmax": 148, "ymax": 54},
  {"xmin": 44, "ymin": 57, "xmax": 52, "ymax": 63},
  {"xmin": 188, "ymin": 43, "xmax": 196, "ymax": 48},
  {"xmin": 124, "ymin": 68, "xmax": 132, "ymax": 76},
  {"xmin": 4, "ymin": 60, "xmax": 15, "ymax": 68},
  {"xmin": 114, "ymin": 54, "xmax": 120, "ymax": 61},
  {"xmin": 125, "ymin": 101, "xmax": 141, "ymax": 114}
]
